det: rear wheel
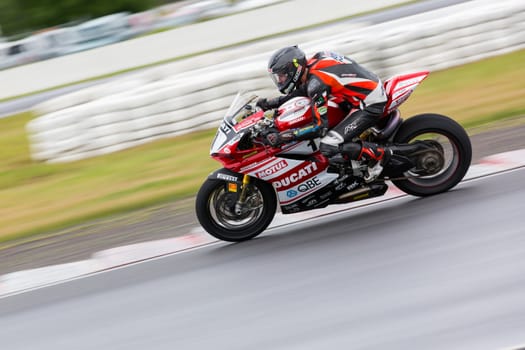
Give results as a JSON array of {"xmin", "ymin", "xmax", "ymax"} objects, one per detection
[
  {"xmin": 195, "ymin": 176, "xmax": 277, "ymax": 242},
  {"xmin": 391, "ymin": 113, "xmax": 472, "ymax": 196}
]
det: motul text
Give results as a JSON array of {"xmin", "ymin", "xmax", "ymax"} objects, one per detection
[{"xmin": 257, "ymin": 160, "xmax": 289, "ymax": 178}]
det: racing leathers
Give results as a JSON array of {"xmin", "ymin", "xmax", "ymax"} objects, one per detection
[{"xmin": 259, "ymin": 51, "xmax": 390, "ymax": 179}]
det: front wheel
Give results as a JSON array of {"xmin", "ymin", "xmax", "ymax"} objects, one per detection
[
  {"xmin": 392, "ymin": 113, "xmax": 472, "ymax": 197},
  {"xmin": 195, "ymin": 176, "xmax": 277, "ymax": 242}
]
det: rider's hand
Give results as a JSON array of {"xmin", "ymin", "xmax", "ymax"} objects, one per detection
[
  {"xmin": 279, "ymin": 130, "xmax": 295, "ymax": 143},
  {"xmin": 265, "ymin": 130, "xmax": 295, "ymax": 147},
  {"xmin": 256, "ymin": 98, "xmax": 270, "ymax": 111},
  {"xmin": 265, "ymin": 131, "xmax": 282, "ymax": 147}
]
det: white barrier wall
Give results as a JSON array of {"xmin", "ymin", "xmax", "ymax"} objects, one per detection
[
  {"xmin": 0, "ymin": 0, "xmax": 408, "ymax": 100},
  {"xmin": 28, "ymin": 0, "xmax": 525, "ymax": 163}
]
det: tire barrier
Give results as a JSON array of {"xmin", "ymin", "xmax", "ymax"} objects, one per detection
[{"xmin": 28, "ymin": 0, "xmax": 525, "ymax": 163}]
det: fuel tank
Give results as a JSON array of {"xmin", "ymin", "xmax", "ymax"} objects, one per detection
[{"xmin": 274, "ymin": 97, "xmax": 345, "ymax": 131}]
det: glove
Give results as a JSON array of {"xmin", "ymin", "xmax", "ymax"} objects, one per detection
[
  {"xmin": 265, "ymin": 131, "xmax": 281, "ymax": 146},
  {"xmin": 265, "ymin": 130, "xmax": 295, "ymax": 147},
  {"xmin": 256, "ymin": 98, "xmax": 270, "ymax": 111}
]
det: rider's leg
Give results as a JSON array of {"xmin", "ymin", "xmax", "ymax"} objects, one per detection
[
  {"xmin": 319, "ymin": 103, "xmax": 390, "ymax": 181},
  {"xmin": 320, "ymin": 105, "xmax": 384, "ymax": 158}
]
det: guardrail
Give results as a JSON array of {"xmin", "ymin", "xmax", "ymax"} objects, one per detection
[{"xmin": 28, "ymin": 0, "xmax": 525, "ymax": 163}]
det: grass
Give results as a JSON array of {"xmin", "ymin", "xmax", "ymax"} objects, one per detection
[
  {"xmin": 399, "ymin": 50, "xmax": 525, "ymax": 128},
  {"xmin": 0, "ymin": 119, "xmax": 219, "ymax": 243},
  {"xmin": 0, "ymin": 49, "xmax": 524, "ymax": 244}
]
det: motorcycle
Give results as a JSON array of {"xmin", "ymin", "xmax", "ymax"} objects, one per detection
[{"xmin": 196, "ymin": 71, "xmax": 472, "ymax": 242}]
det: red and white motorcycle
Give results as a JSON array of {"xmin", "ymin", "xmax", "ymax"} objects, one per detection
[{"xmin": 196, "ymin": 71, "xmax": 472, "ymax": 242}]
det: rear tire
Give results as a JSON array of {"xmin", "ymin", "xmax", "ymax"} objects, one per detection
[
  {"xmin": 195, "ymin": 176, "xmax": 277, "ymax": 242},
  {"xmin": 392, "ymin": 113, "xmax": 472, "ymax": 196}
]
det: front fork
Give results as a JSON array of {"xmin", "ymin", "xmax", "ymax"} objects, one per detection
[{"xmin": 234, "ymin": 174, "xmax": 251, "ymax": 215}]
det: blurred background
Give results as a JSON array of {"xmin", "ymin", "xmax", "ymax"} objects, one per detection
[
  {"xmin": 0, "ymin": 0, "xmax": 281, "ymax": 70},
  {"xmin": 0, "ymin": 0, "xmax": 524, "ymax": 259},
  {"xmin": 1, "ymin": 2, "xmax": 525, "ymax": 348}
]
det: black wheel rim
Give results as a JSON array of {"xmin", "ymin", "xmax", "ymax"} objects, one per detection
[
  {"xmin": 207, "ymin": 184, "xmax": 265, "ymax": 230},
  {"xmin": 403, "ymin": 131, "xmax": 461, "ymax": 187}
]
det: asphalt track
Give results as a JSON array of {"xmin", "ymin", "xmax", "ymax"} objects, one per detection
[{"xmin": 1, "ymin": 161, "xmax": 524, "ymax": 350}]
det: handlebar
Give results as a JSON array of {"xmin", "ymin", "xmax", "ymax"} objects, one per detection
[{"xmin": 251, "ymin": 109, "xmax": 276, "ymax": 136}]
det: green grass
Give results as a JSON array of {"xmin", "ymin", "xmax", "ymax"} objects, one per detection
[
  {"xmin": 0, "ymin": 121, "xmax": 219, "ymax": 243},
  {"xmin": 400, "ymin": 50, "xmax": 525, "ymax": 127},
  {"xmin": 0, "ymin": 49, "xmax": 524, "ymax": 244}
]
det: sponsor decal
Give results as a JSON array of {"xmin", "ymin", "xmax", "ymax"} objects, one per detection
[
  {"xmin": 233, "ymin": 117, "xmax": 258, "ymax": 132},
  {"xmin": 347, "ymin": 181, "xmax": 360, "ymax": 191},
  {"xmin": 320, "ymin": 191, "xmax": 333, "ymax": 200},
  {"xmin": 295, "ymin": 99, "xmax": 309, "ymax": 107},
  {"xmin": 294, "ymin": 65, "xmax": 302, "ymax": 78},
  {"xmin": 278, "ymin": 98, "xmax": 310, "ymax": 122},
  {"xmin": 285, "ymin": 203, "xmax": 299, "ymax": 210},
  {"xmin": 257, "ymin": 160, "xmax": 289, "ymax": 178},
  {"xmin": 318, "ymin": 106, "xmax": 328, "ymax": 114},
  {"xmin": 279, "ymin": 112, "xmax": 308, "ymax": 124},
  {"xmin": 389, "ymin": 92, "xmax": 411, "ymax": 111},
  {"xmin": 220, "ymin": 123, "xmax": 231, "ymax": 134},
  {"xmin": 275, "ymin": 168, "xmax": 338, "ymax": 205},
  {"xmin": 335, "ymin": 182, "xmax": 346, "ymax": 191},
  {"xmin": 297, "ymin": 177, "xmax": 321, "ymax": 192},
  {"xmin": 395, "ymin": 76, "xmax": 424, "ymax": 90},
  {"xmin": 274, "ymin": 162, "xmax": 319, "ymax": 189},
  {"xmin": 337, "ymin": 174, "xmax": 349, "ymax": 182},
  {"xmin": 287, "ymin": 190, "xmax": 298, "ymax": 198},
  {"xmin": 305, "ymin": 198, "xmax": 318, "ymax": 207},
  {"xmin": 329, "ymin": 52, "xmax": 345, "ymax": 62},
  {"xmin": 344, "ymin": 123, "xmax": 358, "ymax": 134},
  {"xmin": 284, "ymin": 205, "xmax": 301, "ymax": 213},
  {"xmin": 217, "ymin": 173, "xmax": 238, "ymax": 182}
]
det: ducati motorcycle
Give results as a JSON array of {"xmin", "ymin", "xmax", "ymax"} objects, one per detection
[{"xmin": 196, "ymin": 71, "xmax": 472, "ymax": 242}]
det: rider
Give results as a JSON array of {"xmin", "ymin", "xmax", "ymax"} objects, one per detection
[{"xmin": 257, "ymin": 45, "xmax": 392, "ymax": 181}]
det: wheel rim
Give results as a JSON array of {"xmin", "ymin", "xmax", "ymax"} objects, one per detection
[
  {"xmin": 208, "ymin": 184, "xmax": 265, "ymax": 230},
  {"xmin": 403, "ymin": 131, "xmax": 461, "ymax": 187}
]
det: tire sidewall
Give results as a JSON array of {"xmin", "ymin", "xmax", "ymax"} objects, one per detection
[
  {"xmin": 195, "ymin": 175, "xmax": 277, "ymax": 242},
  {"xmin": 392, "ymin": 113, "xmax": 472, "ymax": 196}
]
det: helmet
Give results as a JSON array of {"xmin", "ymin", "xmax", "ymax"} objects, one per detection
[{"xmin": 267, "ymin": 45, "xmax": 307, "ymax": 94}]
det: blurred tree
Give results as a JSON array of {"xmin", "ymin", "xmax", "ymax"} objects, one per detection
[{"xmin": 0, "ymin": 0, "xmax": 166, "ymax": 36}]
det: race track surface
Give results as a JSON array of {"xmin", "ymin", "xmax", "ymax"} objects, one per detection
[
  {"xmin": 2, "ymin": 119, "xmax": 525, "ymax": 276},
  {"xmin": 1, "ymin": 167, "xmax": 524, "ymax": 350}
]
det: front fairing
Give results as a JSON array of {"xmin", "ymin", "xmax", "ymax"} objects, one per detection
[{"xmin": 211, "ymin": 92, "xmax": 263, "ymax": 160}]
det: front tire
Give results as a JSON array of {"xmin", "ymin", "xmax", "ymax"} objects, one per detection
[
  {"xmin": 195, "ymin": 176, "xmax": 277, "ymax": 242},
  {"xmin": 392, "ymin": 113, "xmax": 472, "ymax": 196}
]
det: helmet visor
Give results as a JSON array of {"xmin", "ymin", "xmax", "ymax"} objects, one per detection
[{"xmin": 270, "ymin": 71, "xmax": 292, "ymax": 91}]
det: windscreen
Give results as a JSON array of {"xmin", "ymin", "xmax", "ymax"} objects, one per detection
[{"xmin": 224, "ymin": 91, "xmax": 258, "ymax": 127}]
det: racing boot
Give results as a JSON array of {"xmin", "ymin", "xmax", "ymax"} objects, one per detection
[
  {"xmin": 319, "ymin": 143, "xmax": 347, "ymax": 166},
  {"xmin": 340, "ymin": 141, "xmax": 392, "ymax": 182}
]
